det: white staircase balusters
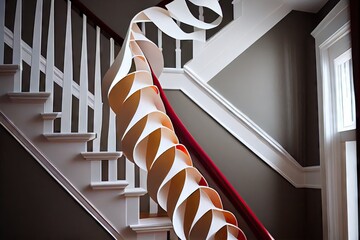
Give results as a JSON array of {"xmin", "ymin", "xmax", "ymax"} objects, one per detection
[
  {"xmin": 157, "ymin": 29, "xmax": 163, "ymax": 52},
  {"xmin": 0, "ymin": 0, "xmax": 5, "ymax": 64},
  {"xmin": 78, "ymin": 14, "xmax": 89, "ymax": 135},
  {"xmin": 29, "ymin": 0, "xmax": 43, "ymax": 92},
  {"xmin": 61, "ymin": 0, "xmax": 73, "ymax": 133},
  {"xmin": 13, "ymin": 0, "xmax": 22, "ymax": 92},
  {"xmin": 43, "ymin": 0, "xmax": 55, "ymax": 133},
  {"xmin": 175, "ymin": 21, "xmax": 181, "ymax": 69},
  {"xmin": 232, "ymin": 0, "xmax": 243, "ymax": 19},
  {"xmin": 108, "ymin": 37, "xmax": 118, "ymax": 181},
  {"xmin": 91, "ymin": 26, "xmax": 103, "ymax": 183},
  {"xmin": 192, "ymin": 6, "xmax": 206, "ymax": 57}
]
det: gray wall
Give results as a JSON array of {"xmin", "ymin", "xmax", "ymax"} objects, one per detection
[
  {"xmin": 0, "ymin": 126, "xmax": 113, "ymax": 239},
  {"xmin": 164, "ymin": 90, "xmax": 322, "ymax": 240},
  {"xmin": 209, "ymin": 11, "xmax": 320, "ymax": 167}
]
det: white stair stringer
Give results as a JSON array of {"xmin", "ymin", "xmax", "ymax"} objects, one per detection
[
  {"xmin": 159, "ymin": 69, "xmax": 321, "ymax": 188},
  {"xmin": 0, "ymin": 65, "xmax": 172, "ymax": 239},
  {"xmin": 185, "ymin": 0, "xmax": 292, "ymax": 83}
]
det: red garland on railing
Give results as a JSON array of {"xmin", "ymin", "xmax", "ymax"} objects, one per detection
[{"xmin": 152, "ymin": 70, "xmax": 274, "ymax": 240}]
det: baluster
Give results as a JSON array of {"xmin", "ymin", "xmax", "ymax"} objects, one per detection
[
  {"xmin": 141, "ymin": 22, "xmax": 146, "ymax": 35},
  {"xmin": 30, "ymin": 0, "xmax": 43, "ymax": 92},
  {"xmin": 0, "ymin": 0, "xmax": 5, "ymax": 64},
  {"xmin": 78, "ymin": 14, "xmax": 88, "ymax": 134},
  {"xmin": 157, "ymin": 29, "xmax": 162, "ymax": 52},
  {"xmin": 139, "ymin": 169, "xmax": 158, "ymax": 214},
  {"xmin": 61, "ymin": 0, "xmax": 73, "ymax": 133},
  {"xmin": 232, "ymin": 0, "xmax": 243, "ymax": 19},
  {"xmin": 13, "ymin": 0, "xmax": 22, "ymax": 92},
  {"xmin": 44, "ymin": 0, "xmax": 55, "ymax": 133},
  {"xmin": 193, "ymin": 6, "xmax": 206, "ymax": 57},
  {"xmin": 91, "ymin": 26, "xmax": 102, "ymax": 182},
  {"xmin": 108, "ymin": 38, "xmax": 117, "ymax": 181},
  {"xmin": 175, "ymin": 21, "xmax": 181, "ymax": 69}
]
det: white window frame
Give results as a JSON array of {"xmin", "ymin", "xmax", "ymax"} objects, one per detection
[{"xmin": 311, "ymin": 0, "xmax": 351, "ymax": 239}]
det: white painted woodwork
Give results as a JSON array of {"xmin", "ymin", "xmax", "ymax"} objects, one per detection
[
  {"xmin": 192, "ymin": 7, "xmax": 206, "ymax": 57},
  {"xmin": 13, "ymin": 0, "xmax": 22, "ymax": 91},
  {"xmin": 108, "ymin": 38, "xmax": 117, "ymax": 181},
  {"xmin": 43, "ymin": 0, "xmax": 55, "ymax": 133},
  {"xmin": 92, "ymin": 26, "xmax": 102, "ymax": 183},
  {"xmin": 41, "ymin": 112, "xmax": 61, "ymax": 120},
  {"xmin": 345, "ymin": 141, "xmax": 358, "ymax": 240},
  {"xmin": 90, "ymin": 180, "xmax": 128, "ymax": 190},
  {"xmin": 8, "ymin": 92, "xmax": 50, "ymax": 103},
  {"xmin": 232, "ymin": 0, "xmax": 243, "ymax": 19},
  {"xmin": 0, "ymin": 64, "xmax": 19, "ymax": 74},
  {"xmin": 141, "ymin": 22, "xmax": 146, "ymax": 35},
  {"xmin": 78, "ymin": 15, "xmax": 88, "ymax": 134},
  {"xmin": 43, "ymin": 132, "xmax": 96, "ymax": 142},
  {"xmin": 61, "ymin": 0, "xmax": 73, "ymax": 133},
  {"xmin": 93, "ymin": 26, "xmax": 102, "ymax": 152},
  {"xmin": 0, "ymin": 0, "xmax": 5, "ymax": 64},
  {"xmin": 159, "ymin": 69, "xmax": 321, "ymax": 188},
  {"xmin": 30, "ymin": 0, "xmax": 43, "ymax": 92},
  {"xmin": 175, "ymin": 21, "xmax": 181, "ymax": 69},
  {"xmin": 126, "ymin": 158, "xmax": 135, "ymax": 188},
  {"xmin": 130, "ymin": 217, "xmax": 172, "ymax": 233},
  {"xmin": 157, "ymin": 29, "xmax": 162, "ymax": 51},
  {"xmin": 311, "ymin": 1, "xmax": 351, "ymax": 239},
  {"xmin": 120, "ymin": 188, "xmax": 147, "ymax": 197}
]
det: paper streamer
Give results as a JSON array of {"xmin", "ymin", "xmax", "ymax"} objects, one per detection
[{"xmin": 103, "ymin": 1, "xmax": 246, "ymax": 239}]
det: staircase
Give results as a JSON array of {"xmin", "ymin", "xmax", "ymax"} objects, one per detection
[
  {"xmin": 0, "ymin": 0, "xmax": 327, "ymax": 239},
  {"xmin": 0, "ymin": 0, "xmax": 175, "ymax": 239}
]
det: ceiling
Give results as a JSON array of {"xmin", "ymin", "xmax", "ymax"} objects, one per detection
[{"xmin": 79, "ymin": 0, "xmax": 329, "ymax": 38}]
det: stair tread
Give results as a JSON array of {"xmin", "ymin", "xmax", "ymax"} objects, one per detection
[
  {"xmin": 0, "ymin": 64, "xmax": 20, "ymax": 75},
  {"xmin": 81, "ymin": 151, "xmax": 123, "ymax": 160},
  {"xmin": 41, "ymin": 112, "xmax": 62, "ymax": 120},
  {"xmin": 120, "ymin": 187, "xmax": 147, "ymax": 197},
  {"xmin": 90, "ymin": 180, "xmax": 128, "ymax": 190},
  {"xmin": 8, "ymin": 92, "xmax": 51, "ymax": 103},
  {"xmin": 130, "ymin": 217, "xmax": 172, "ymax": 232},
  {"xmin": 43, "ymin": 132, "xmax": 96, "ymax": 142}
]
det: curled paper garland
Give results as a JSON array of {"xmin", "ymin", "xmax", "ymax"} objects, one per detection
[{"xmin": 103, "ymin": 1, "xmax": 246, "ymax": 239}]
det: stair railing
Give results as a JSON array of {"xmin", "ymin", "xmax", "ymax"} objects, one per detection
[
  {"xmin": 0, "ymin": 0, "xmax": 260, "ymax": 237},
  {"xmin": 0, "ymin": 0, "xmax": 175, "ymax": 227}
]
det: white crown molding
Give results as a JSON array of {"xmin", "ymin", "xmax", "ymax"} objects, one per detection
[
  {"xmin": 160, "ymin": 69, "xmax": 321, "ymax": 189},
  {"xmin": 0, "ymin": 111, "xmax": 122, "ymax": 240}
]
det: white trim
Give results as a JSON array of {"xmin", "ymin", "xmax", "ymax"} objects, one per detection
[
  {"xmin": 7, "ymin": 92, "xmax": 50, "ymax": 103},
  {"xmin": 120, "ymin": 188, "xmax": 147, "ymax": 197},
  {"xmin": 311, "ymin": 1, "xmax": 351, "ymax": 239},
  {"xmin": 41, "ymin": 112, "xmax": 61, "ymax": 120},
  {"xmin": 160, "ymin": 69, "xmax": 321, "ymax": 188},
  {"xmin": 81, "ymin": 151, "xmax": 123, "ymax": 161},
  {"xmin": 90, "ymin": 180, "xmax": 128, "ymax": 190},
  {"xmin": 0, "ymin": 111, "xmax": 121, "ymax": 239},
  {"xmin": 43, "ymin": 132, "xmax": 96, "ymax": 142},
  {"xmin": 130, "ymin": 217, "xmax": 173, "ymax": 233},
  {"xmin": 0, "ymin": 64, "xmax": 19, "ymax": 74}
]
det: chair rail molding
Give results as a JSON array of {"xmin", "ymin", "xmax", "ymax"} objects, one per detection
[{"xmin": 159, "ymin": 69, "xmax": 321, "ymax": 189}]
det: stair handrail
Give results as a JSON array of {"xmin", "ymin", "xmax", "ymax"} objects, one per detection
[
  {"xmin": 152, "ymin": 70, "xmax": 274, "ymax": 240},
  {"xmin": 70, "ymin": 1, "xmax": 272, "ymax": 238}
]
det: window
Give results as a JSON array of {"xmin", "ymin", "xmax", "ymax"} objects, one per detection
[{"xmin": 334, "ymin": 49, "xmax": 355, "ymax": 131}]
